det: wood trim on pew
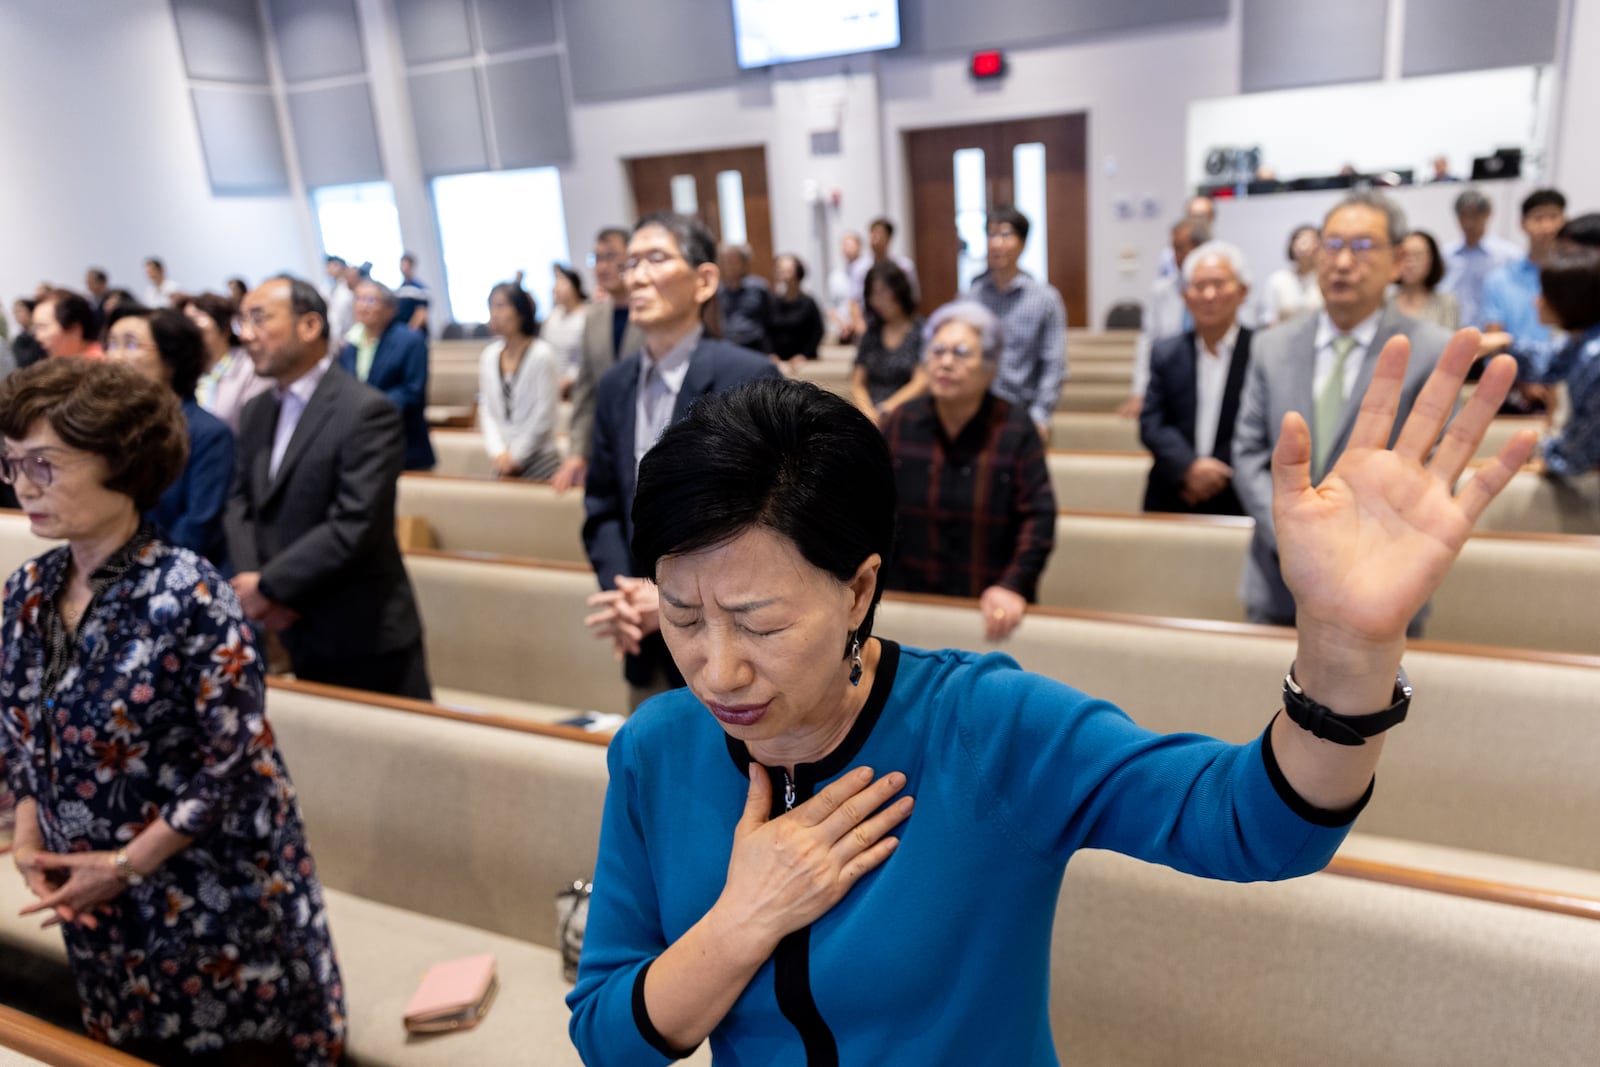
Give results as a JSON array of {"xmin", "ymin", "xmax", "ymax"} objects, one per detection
[
  {"xmin": 0, "ymin": 1005, "xmax": 152, "ymax": 1067},
  {"xmin": 265, "ymin": 676, "xmax": 611, "ymax": 748},
  {"xmin": 1323, "ymin": 856, "xmax": 1600, "ymax": 923}
]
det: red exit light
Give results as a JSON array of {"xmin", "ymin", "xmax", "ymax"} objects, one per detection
[{"xmin": 970, "ymin": 50, "xmax": 1006, "ymax": 80}]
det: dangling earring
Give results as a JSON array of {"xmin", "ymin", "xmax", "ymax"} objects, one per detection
[{"xmin": 848, "ymin": 635, "xmax": 864, "ymax": 687}]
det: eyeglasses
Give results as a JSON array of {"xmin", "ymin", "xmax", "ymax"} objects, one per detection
[
  {"xmin": 926, "ymin": 342, "xmax": 980, "ymax": 362},
  {"xmin": 103, "ymin": 335, "xmax": 156, "ymax": 354},
  {"xmin": 0, "ymin": 452, "xmax": 91, "ymax": 489},
  {"xmin": 620, "ymin": 250, "xmax": 685, "ymax": 278},
  {"xmin": 1319, "ymin": 237, "xmax": 1392, "ymax": 260},
  {"xmin": 1185, "ymin": 279, "xmax": 1239, "ymax": 297}
]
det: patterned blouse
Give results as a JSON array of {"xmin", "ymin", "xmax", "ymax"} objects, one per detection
[{"xmin": 0, "ymin": 532, "xmax": 345, "ymax": 1063}]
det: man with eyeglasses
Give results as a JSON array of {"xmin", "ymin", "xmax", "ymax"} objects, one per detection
[
  {"xmin": 581, "ymin": 213, "xmax": 780, "ymax": 708},
  {"xmin": 553, "ymin": 227, "xmax": 645, "ymax": 493},
  {"xmin": 1233, "ymin": 191, "xmax": 1450, "ymax": 634}
]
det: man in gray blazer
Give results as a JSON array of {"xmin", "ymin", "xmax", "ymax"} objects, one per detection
[
  {"xmin": 552, "ymin": 226, "xmax": 645, "ymax": 493},
  {"xmin": 1234, "ymin": 192, "xmax": 1452, "ymax": 633},
  {"xmin": 228, "ymin": 276, "xmax": 431, "ymax": 699}
]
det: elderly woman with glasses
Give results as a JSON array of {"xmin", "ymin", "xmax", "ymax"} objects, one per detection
[
  {"xmin": 0, "ymin": 358, "xmax": 345, "ymax": 1065},
  {"xmin": 879, "ymin": 301, "xmax": 1057, "ymax": 642}
]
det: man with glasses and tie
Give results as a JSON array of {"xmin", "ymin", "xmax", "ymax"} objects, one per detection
[
  {"xmin": 582, "ymin": 213, "xmax": 780, "ymax": 708},
  {"xmin": 1233, "ymin": 191, "xmax": 1450, "ymax": 634}
]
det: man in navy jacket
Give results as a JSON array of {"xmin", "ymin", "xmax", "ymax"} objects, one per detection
[
  {"xmin": 583, "ymin": 213, "xmax": 781, "ymax": 706},
  {"xmin": 340, "ymin": 279, "xmax": 435, "ymax": 471}
]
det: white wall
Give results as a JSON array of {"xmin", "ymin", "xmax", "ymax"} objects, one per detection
[
  {"xmin": 879, "ymin": 16, "xmax": 1241, "ymax": 328},
  {"xmin": 0, "ymin": 1, "xmax": 315, "ymax": 315},
  {"xmin": 1554, "ymin": 0, "xmax": 1600, "ymax": 209},
  {"xmin": 1187, "ymin": 66, "xmax": 1552, "ymax": 189}
]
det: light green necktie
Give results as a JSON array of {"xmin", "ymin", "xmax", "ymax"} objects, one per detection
[{"xmin": 1314, "ymin": 335, "xmax": 1359, "ymax": 473}]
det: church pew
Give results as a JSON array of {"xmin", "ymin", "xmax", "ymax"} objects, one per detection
[
  {"xmin": 0, "ymin": 1006, "xmax": 153, "ymax": 1066},
  {"xmin": 386, "ymin": 544, "xmax": 1600, "ymax": 871},
  {"xmin": 380, "ymin": 475, "xmax": 1600, "ymax": 655},
  {"xmin": 8, "ymin": 674, "xmax": 1598, "ymax": 1065}
]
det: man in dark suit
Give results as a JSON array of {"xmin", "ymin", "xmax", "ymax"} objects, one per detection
[
  {"xmin": 1139, "ymin": 240, "xmax": 1256, "ymax": 516},
  {"xmin": 553, "ymin": 226, "xmax": 645, "ymax": 493},
  {"xmin": 339, "ymin": 279, "xmax": 435, "ymax": 471},
  {"xmin": 1234, "ymin": 192, "xmax": 1451, "ymax": 631},
  {"xmin": 228, "ymin": 275, "xmax": 432, "ymax": 699},
  {"xmin": 583, "ymin": 213, "xmax": 781, "ymax": 706}
]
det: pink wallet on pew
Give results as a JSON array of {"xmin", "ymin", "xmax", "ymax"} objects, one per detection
[{"xmin": 403, "ymin": 953, "xmax": 499, "ymax": 1034}]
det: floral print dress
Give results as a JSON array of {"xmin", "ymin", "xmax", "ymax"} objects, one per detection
[{"xmin": 0, "ymin": 532, "xmax": 345, "ymax": 1063}]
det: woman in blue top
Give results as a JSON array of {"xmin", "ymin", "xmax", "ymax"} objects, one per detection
[
  {"xmin": 103, "ymin": 306, "xmax": 234, "ymax": 570},
  {"xmin": 568, "ymin": 332, "xmax": 1532, "ymax": 1064}
]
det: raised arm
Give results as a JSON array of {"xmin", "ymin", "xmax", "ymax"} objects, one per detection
[{"xmin": 1268, "ymin": 330, "xmax": 1533, "ymax": 808}]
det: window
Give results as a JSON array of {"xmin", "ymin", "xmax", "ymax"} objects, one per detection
[
  {"xmin": 716, "ymin": 170, "xmax": 748, "ymax": 245},
  {"xmin": 310, "ymin": 182, "xmax": 405, "ymax": 288},
  {"xmin": 432, "ymin": 167, "xmax": 572, "ymax": 325},
  {"xmin": 1012, "ymin": 142, "xmax": 1048, "ymax": 283},
  {"xmin": 952, "ymin": 147, "xmax": 988, "ymax": 294}
]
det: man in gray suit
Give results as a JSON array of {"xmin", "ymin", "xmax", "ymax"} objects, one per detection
[
  {"xmin": 1234, "ymin": 191, "xmax": 1451, "ymax": 632},
  {"xmin": 552, "ymin": 226, "xmax": 645, "ymax": 493},
  {"xmin": 228, "ymin": 276, "xmax": 431, "ymax": 698}
]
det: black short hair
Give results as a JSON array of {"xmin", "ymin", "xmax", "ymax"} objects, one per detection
[
  {"xmin": 869, "ymin": 217, "xmax": 895, "ymax": 239},
  {"xmin": 633, "ymin": 211, "xmax": 718, "ymax": 268},
  {"xmin": 144, "ymin": 256, "xmax": 165, "ymax": 273},
  {"xmin": 490, "ymin": 281, "xmax": 539, "ymax": 338},
  {"xmin": 40, "ymin": 289, "xmax": 98, "ymax": 340},
  {"xmin": 777, "ymin": 254, "xmax": 807, "ymax": 285},
  {"xmin": 1558, "ymin": 213, "xmax": 1600, "ymax": 249},
  {"xmin": 1286, "ymin": 223, "xmax": 1319, "ymax": 261},
  {"xmin": 596, "ymin": 226, "xmax": 629, "ymax": 247},
  {"xmin": 105, "ymin": 306, "xmax": 206, "ymax": 400},
  {"xmin": 86, "ymin": 268, "xmax": 107, "ymax": 285},
  {"xmin": 864, "ymin": 260, "xmax": 916, "ymax": 318},
  {"xmin": 1404, "ymin": 230, "xmax": 1446, "ymax": 290},
  {"xmin": 987, "ymin": 205, "xmax": 1030, "ymax": 244},
  {"xmin": 182, "ymin": 292, "xmax": 240, "ymax": 347},
  {"xmin": 1521, "ymin": 188, "xmax": 1567, "ymax": 218},
  {"xmin": 325, "ymin": 254, "xmax": 347, "ymax": 267},
  {"xmin": 554, "ymin": 263, "xmax": 588, "ymax": 303},
  {"xmin": 1539, "ymin": 248, "xmax": 1600, "ymax": 333},
  {"xmin": 271, "ymin": 274, "xmax": 330, "ymax": 340},
  {"xmin": 632, "ymin": 378, "xmax": 896, "ymax": 647}
]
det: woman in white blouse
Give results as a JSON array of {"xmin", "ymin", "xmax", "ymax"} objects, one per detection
[
  {"xmin": 479, "ymin": 282, "xmax": 563, "ymax": 480},
  {"xmin": 540, "ymin": 264, "xmax": 589, "ymax": 388},
  {"xmin": 1264, "ymin": 224, "xmax": 1324, "ymax": 326}
]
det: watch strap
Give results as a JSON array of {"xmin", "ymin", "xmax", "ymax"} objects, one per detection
[{"xmin": 1282, "ymin": 665, "xmax": 1411, "ymax": 746}]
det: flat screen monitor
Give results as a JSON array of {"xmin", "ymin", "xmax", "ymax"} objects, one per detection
[{"xmin": 733, "ymin": 0, "xmax": 900, "ymax": 69}]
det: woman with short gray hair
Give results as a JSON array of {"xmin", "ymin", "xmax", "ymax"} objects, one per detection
[{"xmin": 879, "ymin": 300, "xmax": 1056, "ymax": 641}]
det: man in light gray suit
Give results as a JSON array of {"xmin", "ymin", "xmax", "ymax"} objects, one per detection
[
  {"xmin": 1234, "ymin": 191, "xmax": 1452, "ymax": 633},
  {"xmin": 552, "ymin": 226, "xmax": 646, "ymax": 492}
]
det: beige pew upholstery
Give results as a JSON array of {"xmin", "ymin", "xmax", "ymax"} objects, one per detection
[
  {"xmin": 428, "ymin": 361, "xmax": 479, "ymax": 408},
  {"xmin": 1046, "ymin": 452, "xmax": 1152, "ymax": 512},
  {"xmin": 1473, "ymin": 468, "xmax": 1600, "ymax": 535},
  {"xmin": 876, "ymin": 595, "xmax": 1600, "ymax": 872},
  {"xmin": 1048, "ymin": 412, "xmax": 1143, "ymax": 452},
  {"xmin": 397, "ymin": 475, "xmax": 587, "ymax": 563},
  {"xmin": 429, "ymin": 430, "xmax": 496, "ymax": 478},
  {"xmin": 405, "ymin": 552, "xmax": 627, "ymax": 715}
]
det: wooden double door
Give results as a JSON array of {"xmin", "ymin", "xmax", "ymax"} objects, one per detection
[
  {"xmin": 904, "ymin": 114, "xmax": 1088, "ymax": 325},
  {"xmin": 625, "ymin": 145, "xmax": 774, "ymax": 281}
]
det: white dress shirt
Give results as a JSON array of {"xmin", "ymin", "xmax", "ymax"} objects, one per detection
[
  {"xmin": 269, "ymin": 355, "xmax": 334, "ymax": 479},
  {"xmin": 634, "ymin": 329, "xmax": 699, "ymax": 474},
  {"xmin": 1194, "ymin": 324, "xmax": 1241, "ymax": 459},
  {"xmin": 1312, "ymin": 309, "xmax": 1382, "ymax": 402}
]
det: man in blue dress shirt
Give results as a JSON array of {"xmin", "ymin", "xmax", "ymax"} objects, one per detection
[{"xmin": 1440, "ymin": 188, "xmax": 1522, "ymax": 329}]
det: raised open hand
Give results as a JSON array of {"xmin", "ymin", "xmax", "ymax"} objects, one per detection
[{"xmin": 1272, "ymin": 329, "xmax": 1535, "ymax": 645}]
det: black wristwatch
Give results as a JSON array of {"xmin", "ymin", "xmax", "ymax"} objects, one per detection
[{"xmin": 1282, "ymin": 664, "xmax": 1412, "ymax": 746}]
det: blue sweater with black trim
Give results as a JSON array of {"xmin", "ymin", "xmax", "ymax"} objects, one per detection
[{"xmin": 567, "ymin": 642, "xmax": 1359, "ymax": 1065}]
